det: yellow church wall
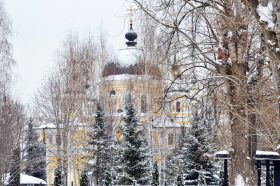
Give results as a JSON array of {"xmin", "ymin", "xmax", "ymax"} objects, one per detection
[
  {"xmin": 46, "ymin": 155, "xmax": 89, "ymax": 186},
  {"xmin": 101, "ymin": 77, "xmax": 163, "ymax": 116}
]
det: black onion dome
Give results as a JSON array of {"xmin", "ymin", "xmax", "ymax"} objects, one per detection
[{"xmin": 125, "ymin": 24, "xmax": 137, "ymax": 47}]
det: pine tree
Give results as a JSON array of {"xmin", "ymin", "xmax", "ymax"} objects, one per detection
[
  {"xmin": 119, "ymin": 95, "xmax": 151, "ymax": 185},
  {"xmin": 25, "ymin": 117, "xmax": 46, "ymax": 180},
  {"xmin": 80, "ymin": 170, "xmax": 89, "ymax": 186},
  {"xmin": 151, "ymin": 162, "xmax": 159, "ymax": 186},
  {"xmin": 88, "ymin": 103, "xmax": 111, "ymax": 186},
  {"xmin": 9, "ymin": 147, "xmax": 20, "ymax": 186},
  {"xmin": 54, "ymin": 168, "xmax": 62, "ymax": 186},
  {"xmin": 178, "ymin": 106, "xmax": 218, "ymax": 185}
]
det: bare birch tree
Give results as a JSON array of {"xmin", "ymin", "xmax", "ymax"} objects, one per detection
[
  {"xmin": 0, "ymin": 1, "xmax": 26, "ymax": 184},
  {"xmin": 34, "ymin": 33, "xmax": 111, "ymax": 185}
]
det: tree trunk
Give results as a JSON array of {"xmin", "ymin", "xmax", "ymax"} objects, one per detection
[{"xmin": 227, "ymin": 62, "xmax": 256, "ymax": 185}]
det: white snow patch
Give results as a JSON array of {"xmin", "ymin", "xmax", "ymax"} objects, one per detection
[
  {"xmin": 5, "ymin": 174, "xmax": 46, "ymax": 185},
  {"xmin": 215, "ymin": 150, "xmax": 229, "ymax": 155},
  {"xmin": 20, "ymin": 174, "xmax": 46, "ymax": 184},
  {"xmin": 235, "ymin": 174, "xmax": 245, "ymax": 186},
  {"xmin": 104, "ymin": 74, "xmax": 146, "ymax": 81},
  {"xmin": 256, "ymin": 150, "xmax": 279, "ymax": 156},
  {"xmin": 36, "ymin": 123, "xmax": 56, "ymax": 129},
  {"xmin": 227, "ymin": 31, "xmax": 233, "ymax": 38},
  {"xmin": 277, "ymin": 144, "xmax": 280, "ymax": 149},
  {"xmin": 257, "ymin": 1, "xmax": 275, "ymax": 28}
]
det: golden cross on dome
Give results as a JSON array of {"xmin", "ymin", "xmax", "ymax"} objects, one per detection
[{"xmin": 127, "ymin": 5, "xmax": 134, "ymax": 24}]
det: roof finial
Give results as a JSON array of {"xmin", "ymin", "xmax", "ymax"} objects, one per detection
[
  {"xmin": 128, "ymin": 5, "xmax": 134, "ymax": 25},
  {"xmin": 125, "ymin": 5, "xmax": 137, "ymax": 47}
]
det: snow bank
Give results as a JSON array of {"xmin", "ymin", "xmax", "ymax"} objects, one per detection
[
  {"xmin": 5, "ymin": 174, "xmax": 46, "ymax": 185},
  {"xmin": 20, "ymin": 174, "xmax": 46, "ymax": 184}
]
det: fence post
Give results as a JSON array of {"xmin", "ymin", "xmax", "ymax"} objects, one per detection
[
  {"xmin": 257, "ymin": 161, "xmax": 261, "ymax": 186},
  {"xmin": 223, "ymin": 159, "xmax": 228, "ymax": 186}
]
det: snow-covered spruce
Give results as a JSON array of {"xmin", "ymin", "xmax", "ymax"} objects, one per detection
[
  {"xmin": 151, "ymin": 162, "xmax": 159, "ymax": 186},
  {"xmin": 177, "ymin": 102, "xmax": 219, "ymax": 185},
  {"xmin": 79, "ymin": 170, "xmax": 89, "ymax": 186},
  {"xmin": 88, "ymin": 103, "xmax": 112, "ymax": 186},
  {"xmin": 114, "ymin": 95, "xmax": 152, "ymax": 185},
  {"xmin": 54, "ymin": 168, "xmax": 62, "ymax": 186}
]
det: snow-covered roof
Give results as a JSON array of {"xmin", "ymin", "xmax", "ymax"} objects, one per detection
[
  {"xmin": 215, "ymin": 150, "xmax": 280, "ymax": 160},
  {"xmin": 256, "ymin": 150, "xmax": 279, "ymax": 156},
  {"xmin": 104, "ymin": 74, "xmax": 146, "ymax": 81},
  {"xmin": 215, "ymin": 150, "xmax": 230, "ymax": 155},
  {"xmin": 36, "ymin": 123, "xmax": 56, "ymax": 129},
  {"xmin": 118, "ymin": 47, "xmax": 143, "ymax": 67},
  {"xmin": 152, "ymin": 117, "xmax": 184, "ymax": 128},
  {"xmin": 215, "ymin": 150, "xmax": 231, "ymax": 159},
  {"xmin": 21, "ymin": 174, "xmax": 46, "ymax": 184},
  {"xmin": 5, "ymin": 174, "xmax": 46, "ymax": 185}
]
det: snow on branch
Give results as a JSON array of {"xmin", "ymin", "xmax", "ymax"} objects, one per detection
[{"xmin": 257, "ymin": 1, "xmax": 275, "ymax": 28}]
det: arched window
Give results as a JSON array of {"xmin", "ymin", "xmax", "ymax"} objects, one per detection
[
  {"xmin": 176, "ymin": 101, "xmax": 181, "ymax": 112},
  {"xmin": 168, "ymin": 133, "xmax": 174, "ymax": 145},
  {"xmin": 110, "ymin": 90, "xmax": 116, "ymax": 96},
  {"xmin": 109, "ymin": 90, "xmax": 117, "ymax": 112},
  {"xmin": 141, "ymin": 95, "xmax": 147, "ymax": 113}
]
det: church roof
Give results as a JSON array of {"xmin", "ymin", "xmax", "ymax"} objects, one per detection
[{"xmin": 102, "ymin": 61, "xmax": 161, "ymax": 78}]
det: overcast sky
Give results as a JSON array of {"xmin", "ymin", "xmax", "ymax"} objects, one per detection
[{"xmin": 5, "ymin": 0, "xmax": 130, "ymax": 105}]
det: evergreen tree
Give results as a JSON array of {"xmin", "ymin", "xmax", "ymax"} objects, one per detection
[
  {"xmin": 25, "ymin": 117, "xmax": 46, "ymax": 180},
  {"xmin": 119, "ymin": 95, "xmax": 151, "ymax": 185},
  {"xmin": 176, "ymin": 171, "xmax": 183, "ymax": 186},
  {"xmin": 88, "ymin": 103, "xmax": 111, "ymax": 186},
  {"xmin": 54, "ymin": 168, "xmax": 62, "ymax": 186},
  {"xmin": 9, "ymin": 147, "xmax": 20, "ymax": 186},
  {"xmin": 178, "ymin": 105, "xmax": 218, "ymax": 185},
  {"xmin": 104, "ymin": 170, "xmax": 112, "ymax": 186},
  {"xmin": 151, "ymin": 162, "xmax": 159, "ymax": 186},
  {"xmin": 80, "ymin": 170, "xmax": 89, "ymax": 186},
  {"xmin": 111, "ymin": 140, "xmax": 124, "ymax": 185},
  {"xmin": 164, "ymin": 154, "xmax": 179, "ymax": 185}
]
